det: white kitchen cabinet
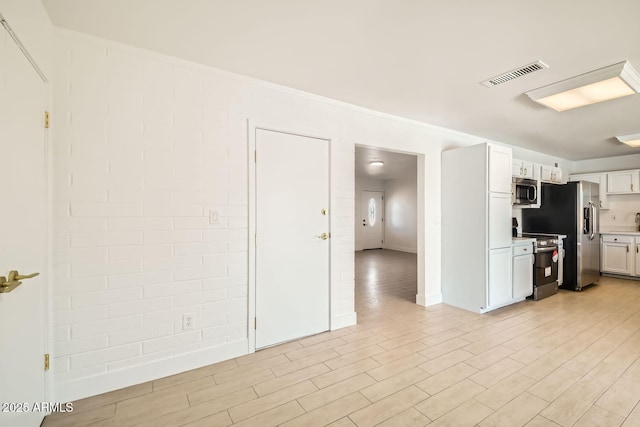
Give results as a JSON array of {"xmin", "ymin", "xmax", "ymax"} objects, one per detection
[
  {"xmin": 489, "ymin": 192, "xmax": 512, "ymax": 249},
  {"xmin": 512, "ymin": 243, "xmax": 534, "ymax": 299},
  {"xmin": 568, "ymin": 173, "xmax": 609, "ymax": 209},
  {"xmin": 489, "ymin": 248, "xmax": 513, "ymax": 308},
  {"xmin": 512, "ymin": 158, "xmax": 535, "ymax": 179},
  {"xmin": 442, "ymin": 142, "xmax": 515, "ymax": 313},
  {"xmin": 489, "ymin": 145, "xmax": 513, "ymax": 193},
  {"xmin": 607, "ymin": 170, "xmax": 640, "ymax": 194},
  {"xmin": 540, "ymin": 164, "xmax": 563, "ymax": 183},
  {"xmin": 601, "ymin": 234, "xmax": 634, "ymax": 275}
]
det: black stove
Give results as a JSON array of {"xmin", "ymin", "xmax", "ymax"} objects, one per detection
[{"xmin": 521, "ymin": 233, "xmax": 559, "ymax": 300}]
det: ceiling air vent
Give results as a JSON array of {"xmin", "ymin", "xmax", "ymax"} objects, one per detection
[{"xmin": 480, "ymin": 60, "xmax": 548, "ymax": 87}]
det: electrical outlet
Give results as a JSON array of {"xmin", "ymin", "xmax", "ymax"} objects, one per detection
[{"xmin": 182, "ymin": 314, "xmax": 195, "ymax": 331}]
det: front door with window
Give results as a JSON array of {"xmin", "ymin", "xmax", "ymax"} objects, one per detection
[{"xmin": 361, "ymin": 190, "xmax": 384, "ymax": 249}]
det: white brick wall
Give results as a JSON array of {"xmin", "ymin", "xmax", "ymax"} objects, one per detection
[{"xmin": 51, "ymin": 29, "xmax": 458, "ymax": 401}]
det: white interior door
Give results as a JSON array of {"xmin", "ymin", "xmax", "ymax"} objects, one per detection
[
  {"xmin": 0, "ymin": 24, "xmax": 48, "ymax": 427},
  {"xmin": 361, "ymin": 190, "xmax": 384, "ymax": 249},
  {"xmin": 255, "ymin": 129, "xmax": 330, "ymax": 349}
]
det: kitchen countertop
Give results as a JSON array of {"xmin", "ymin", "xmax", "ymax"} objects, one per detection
[
  {"xmin": 518, "ymin": 233, "xmax": 568, "ymax": 239},
  {"xmin": 512, "ymin": 237, "xmax": 536, "ymax": 245},
  {"xmin": 600, "ymin": 230, "xmax": 640, "ymax": 236}
]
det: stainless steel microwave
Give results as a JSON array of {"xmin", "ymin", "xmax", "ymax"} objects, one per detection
[{"xmin": 512, "ymin": 177, "xmax": 538, "ymax": 205}]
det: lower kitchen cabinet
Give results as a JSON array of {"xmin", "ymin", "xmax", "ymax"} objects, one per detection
[
  {"xmin": 488, "ymin": 247, "xmax": 512, "ymax": 308},
  {"xmin": 601, "ymin": 234, "xmax": 634, "ymax": 276},
  {"xmin": 513, "ymin": 243, "xmax": 534, "ymax": 299}
]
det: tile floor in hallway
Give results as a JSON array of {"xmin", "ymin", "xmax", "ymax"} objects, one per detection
[{"xmin": 43, "ymin": 249, "xmax": 640, "ymax": 426}]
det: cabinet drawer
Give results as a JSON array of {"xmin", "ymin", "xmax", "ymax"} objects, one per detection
[
  {"xmin": 513, "ymin": 244, "xmax": 533, "ymax": 256},
  {"xmin": 602, "ymin": 235, "xmax": 634, "ymax": 244}
]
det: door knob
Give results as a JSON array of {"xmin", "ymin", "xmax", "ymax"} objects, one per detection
[
  {"xmin": 0, "ymin": 271, "xmax": 40, "ymax": 294},
  {"xmin": 8, "ymin": 270, "xmax": 40, "ymax": 282},
  {"xmin": 319, "ymin": 233, "xmax": 329, "ymax": 240}
]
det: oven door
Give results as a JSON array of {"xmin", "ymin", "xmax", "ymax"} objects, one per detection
[{"xmin": 534, "ymin": 247, "xmax": 558, "ymax": 286}]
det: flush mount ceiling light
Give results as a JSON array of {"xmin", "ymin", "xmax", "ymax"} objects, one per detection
[
  {"xmin": 526, "ymin": 61, "xmax": 640, "ymax": 112},
  {"xmin": 616, "ymin": 133, "xmax": 640, "ymax": 148},
  {"xmin": 369, "ymin": 161, "xmax": 384, "ymax": 166}
]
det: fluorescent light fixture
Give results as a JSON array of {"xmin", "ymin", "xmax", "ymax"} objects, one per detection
[
  {"xmin": 370, "ymin": 161, "xmax": 384, "ymax": 166},
  {"xmin": 526, "ymin": 61, "xmax": 640, "ymax": 111},
  {"xmin": 616, "ymin": 133, "xmax": 640, "ymax": 148}
]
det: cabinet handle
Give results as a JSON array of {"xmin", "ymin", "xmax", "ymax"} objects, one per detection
[
  {"xmin": 628, "ymin": 245, "xmax": 630, "ymax": 253},
  {"xmin": 632, "ymin": 183, "xmax": 635, "ymax": 191}
]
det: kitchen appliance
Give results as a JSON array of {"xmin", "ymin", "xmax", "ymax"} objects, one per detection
[
  {"xmin": 512, "ymin": 217, "xmax": 518, "ymax": 237},
  {"xmin": 522, "ymin": 181, "xmax": 600, "ymax": 291},
  {"xmin": 521, "ymin": 233, "xmax": 559, "ymax": 300},
  {"xmin": 512, "ymin": 177, "xmax": 538, "ymax": 205}
]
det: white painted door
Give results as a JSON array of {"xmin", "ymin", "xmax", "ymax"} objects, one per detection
[
  {"xmin": 361, "ymin": 190, "xmax": 384, "ymax": 249},
  {"xmin": 255, "ymin": 129, "xmax": 330, "ymax": 349},
  {"xmin": 0, "ymin": 25, "xmax": 48, "ymax": 427}
]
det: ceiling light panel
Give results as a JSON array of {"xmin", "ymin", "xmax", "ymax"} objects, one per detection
[
  {"xmin": 526, "ymin": 61, "xmax": 640, "ymax": 111},
  {"xmin": 616, "ymin": 133, "xmax": 640, "ymax": 147}
]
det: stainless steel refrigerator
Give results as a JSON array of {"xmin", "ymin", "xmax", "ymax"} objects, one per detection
[{"xmin": 522, "ymin": 181, "xmax": 600, "ymax": 291}]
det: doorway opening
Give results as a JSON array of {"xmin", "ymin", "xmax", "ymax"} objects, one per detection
[{"xmin": 355, "ymin": 145, "xmax": 418, "ymax": 318}]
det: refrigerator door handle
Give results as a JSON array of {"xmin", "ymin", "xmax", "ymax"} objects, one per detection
[{"xmin": 589, "ymin": 201, "xmax": 596, "ymax": 240}]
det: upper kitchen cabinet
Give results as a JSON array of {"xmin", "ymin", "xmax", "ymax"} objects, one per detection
[
  {"xmin": 512, "ymin": 158, "xmax": 535, "ymax": 179},
  {"xmin": 489, "ymin": 145, "xmax": 512, "ymax": 193},
  {"xmin": 607, "ymin": 170, "xmax": 640, "ymax": 194},
  {"xmin": 540, "ymin": 164, "xmax": 563, "ymax": 183},
  {"xmin": 569, "ymin": 172, "xmax": 609, "ymax": 209}
]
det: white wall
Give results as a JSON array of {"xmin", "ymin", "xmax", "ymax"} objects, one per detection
[
  {"xmin": 571, "ymin": 153, "xmax": 640, "ymax": 174},
  {"xmin": 354, "ymin": 177, "xmax": 384, "ymax": 251},
  {"xmin": 51, "ymin": 28, "xmax": 481, "ymax": 402},
  {"xmin": 384, "ymin": 176, "xmax": 417, "ymax": 253}
]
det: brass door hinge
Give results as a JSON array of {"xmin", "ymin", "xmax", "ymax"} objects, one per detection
[
  {"xmin": 44, "ymin": 353, "xmax": 50, "ymax": 371},
  {"xmin": 44, "ymin": 111, "xmax": 50, "ymax": 129},
  {"xmin": 254, "ymin": 318, "xmax": 257, "ymax": 330}
]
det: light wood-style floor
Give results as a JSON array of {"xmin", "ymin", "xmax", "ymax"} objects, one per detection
[{"xmin": 43, "ymin": 249, "xmax": 640, "ymax": 427}]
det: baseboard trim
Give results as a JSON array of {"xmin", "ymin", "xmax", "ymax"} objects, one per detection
[
  {"xmin": 417, "ymin": 292, "xmax": 442, "ymax": 307},
  {"xmin": 54, "ymin": 340, "xmax": 248, "ymax": 403},
  {"xmin": 332, "ymin": 312, "xmax": 357, "ymax": 330},
  {"xmin": 382, "ymin": 244, "xmax": 417, "ymax": 254}
]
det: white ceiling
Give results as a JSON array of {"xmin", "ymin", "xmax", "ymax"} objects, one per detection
[
  {"xmin": 355, "ymin": 146, "xmax": 417, "ymax": 181},
  {"xmin": 41, "ymin": 0, "xmax": 640, "ymax": 160}
]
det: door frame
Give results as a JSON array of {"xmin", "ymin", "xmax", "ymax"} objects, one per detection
[
  {"xmin": 354, "ymin": 143, "xmax": 426, "ymax": 306},
  {"xmin": 247, "ymin": 120, "xmax": 333, "ymax": 353}
]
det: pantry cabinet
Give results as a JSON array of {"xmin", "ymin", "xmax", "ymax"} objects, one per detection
[{"xmin": 442, "ymin": 143, "xmax": 518, "ymax": 313}]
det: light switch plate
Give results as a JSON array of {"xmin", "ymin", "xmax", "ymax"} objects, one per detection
[{"xmin": 209, "ymin": 209, "xmax": 219, "ymax": 224}]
